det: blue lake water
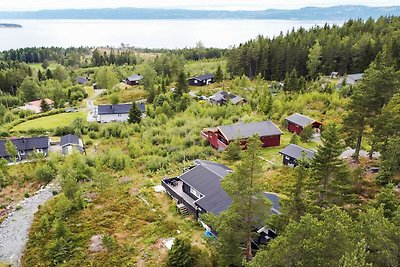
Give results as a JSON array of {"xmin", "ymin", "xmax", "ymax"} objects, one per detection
[{"xmin": 0, "ymin": 19, "xmax": 343, "ymax": 50}]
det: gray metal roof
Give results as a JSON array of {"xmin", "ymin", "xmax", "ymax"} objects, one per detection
[
  {"xmin": 346, "ymin": 73, "xmax": 363, "ymax": 85},
  {"xmin": 97, "ymin": 103, "xmax": 145, "ymax": 115},
  {"xmin": 218, "ymin": 121, "xmax": 282, "ymax": 141},
  {"xmin": 0, "ymin": 136, "xmax": 49, "ymax": 157},
  {"xmin": 180, "ymin": 160, "xmax": 280, "ymax": 215},
  {"xmin": 285, "ymin": 113, "xmax": 316, "ymax": 128},
  {"xmin": 190, "ymin": 74, "xmax": 214, "ymax": 81},
  {"xmin": 209, "ymin": 91, "xmax": 246, "ymax": 105},
  {"xmin": 279, "ymin": 144, "xmax": 315, "ymax": 160},
  {"xmin": 126, "ymin": 74, "xmax": 143, "ymax": 82},
  {"xmin": 60, "ymin": 134, "xmax": 81, "ymax": 147},
  {"xmin": 263, "ymin": 192, "xmax": 281, "ymax": 215}
]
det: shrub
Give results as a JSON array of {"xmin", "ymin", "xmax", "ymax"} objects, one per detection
[
  {"xmin": 300, "ymin": 124, "xmax": 314, "ymax": 142},
  {"xmin": 35, "ymin": 164, "xmax": 56, "ymax": 184}
]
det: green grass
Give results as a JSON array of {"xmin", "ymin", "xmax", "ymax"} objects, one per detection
[
  {"xmin": 27, "ymin": 62, "xmax": 58, "ymax": 71},
  {"xmin": 12, "ymin": 111, "xmax": 86, "ymax": 131}
]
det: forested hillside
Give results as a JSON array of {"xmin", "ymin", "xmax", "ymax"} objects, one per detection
[{"xmin": 228, "ymin": 16, "xmax": 400, "ymax": 80}]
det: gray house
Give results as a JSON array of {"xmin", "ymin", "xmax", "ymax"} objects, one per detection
[
  {"xmin": 162, "ymin": 159, "xmax": 280, "ymax": 217},
  {"xmin": 0, "ymin": 136, "xmax": 50, "ymax": 162},
  {"xmin": 279, "ymin": 144, "xmax": 315, "ymax": 167},
  {"xmin": 209, "ymin": 91, "xmax": 246, "ymax": 106},
  {"xmin": 60, "ymin": 134, "xmax": 84, "ymax": 155},
  {"xmin": 162, "ymin": 159, "xmax": 280, "ymax": 246}
]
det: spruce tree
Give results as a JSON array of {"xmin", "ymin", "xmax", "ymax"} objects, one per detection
[
  {"xmin": 217, "ymin": 136, "xmax": 271, "ymax": 263},
  {"xmin": 40, "ymin": 99, "xmax": 50, "ymax": 112},
  {"xmin": 311, "ymin": 124, "xmax": 352, "ymax": 208},
  {"xmin": 127, "ymin": 102, "xmax": 142, "ymax": 124},
  {"xmin": 174, "ymin": 71, "xmax": 188, "ymax": 99},
  {"xmin": 215, "ymin": 64, "xmax": 223, "ymax": 82},
  {"xmin": 165, "ymin": 237, "xmax": 194, "ymax": 267}
]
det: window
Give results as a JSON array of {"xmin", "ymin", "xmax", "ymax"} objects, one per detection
[
  {"xmin": 19, "ymin": 150, "xmax": 25, "ymax": 155},
  {"xmin": 189, "ymin": 187, "xmax": 203, "ymax": 199},
  {"xmin": 36, "ymin": 149, "xmax": 43, "ymax": 153}
]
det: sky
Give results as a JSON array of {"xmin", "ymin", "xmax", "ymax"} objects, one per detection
[{"xmin": 0, "ymin": 0, "xmax": 398, "ymax": 11}]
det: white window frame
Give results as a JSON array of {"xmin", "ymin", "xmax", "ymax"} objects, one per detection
[{"xmin": 190, "ymin": 187, "xmax": 203, "ymax": 199}]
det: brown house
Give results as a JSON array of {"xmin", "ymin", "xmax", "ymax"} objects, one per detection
[
  {"xmin": 285, "ymin": 113, "xmax": 322, "ymax": 135},
  {"xmin": 201, "ymin": 120, "xmax": 283, "ymax": 151}
]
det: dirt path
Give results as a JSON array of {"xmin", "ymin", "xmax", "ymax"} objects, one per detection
[{"xmin": 0, "ymin": 183, "xmax": 58, "ymax": 266}]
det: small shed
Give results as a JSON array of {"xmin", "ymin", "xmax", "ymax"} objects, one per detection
[
  {"xmin": 125, "ymin": 74, "xmax": 143, "ymax": 86},
  {"xmin": 285, "ymin": 113, "xmax": 322, "ymax": 135},
  {"xmin": 188, "ymin": 74, "xmax": 214, "ymax": 86},
  {"xmin": 279, "ymin": 144, "xmax": 315, "ymax": 167}
]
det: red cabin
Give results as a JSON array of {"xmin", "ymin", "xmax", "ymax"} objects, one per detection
[
  {"xmin": 201, "ymin": 121, "xmax": 283, "ymax": 151},
  {"xmin": 285, "ymin": 113, "xmax": 322, "ymax": 135}
]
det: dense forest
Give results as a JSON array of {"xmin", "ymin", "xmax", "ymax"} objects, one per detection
[
  {"xmin": 0, "ymin": 16, "xmax": 399, "ymax": 267},
  {"xmin": 228, "ymin": 16, "xmax": 400, "ymax": 80}
]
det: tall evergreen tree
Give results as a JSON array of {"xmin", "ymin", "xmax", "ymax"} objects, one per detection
[
  {"xmin": 215, "ymin": 64, "xmax": 223, "ymax": 82},
  {"xmin": 174, "ymin": 71, "xmax": 188, "ymax": 99},
  {"xmin": 311, "ymin": 124, "xmax": 352, "ymax": 208},
  {"xmin": 40, "ymin": 99, "xmax": 50, "ymax": 112},
  {"xmin": 5, "ymin": 139, "xmax": 17, "ymax": 162},
  {"xmin": 127, "ymin": 102, "xmax": 142, "ymax": 124},
  {"xmin": 307, "ymin": 41, "xmax": 322, "ymax": 80},
  {"xmin": 165, "ymin": 237, "xmax": 194, "ymax": 267},
  {"xmin": 215, "ymin": 136, "xmax": 271, "ymax": 263}
]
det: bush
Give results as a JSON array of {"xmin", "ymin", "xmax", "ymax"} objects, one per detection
[
  {"xmin": 35, "ymin": 164, "xmax": 56, "ymax": 184},
  {"xmin": 165, "ymin": 237, "xmax": 194, "ymax": 267},
  {"xmin": 300, "ymin": 124, "xmax": 314, "ymax": 142}
]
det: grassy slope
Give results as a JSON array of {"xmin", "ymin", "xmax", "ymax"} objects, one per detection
[{"xmin": 12, "ymin": 111, "xmax": 86, "ymax": 131}]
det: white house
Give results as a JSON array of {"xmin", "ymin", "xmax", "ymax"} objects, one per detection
[{"xmin": 91, "ymin": 103, "xmax": 146, "ymax": 123}]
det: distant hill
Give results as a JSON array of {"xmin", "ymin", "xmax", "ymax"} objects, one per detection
[
  {"xmin": 0, "ymin": 5, "xmax": 399, "ymax": 20},
  {"xmin": 0, "ymin": 23, "xmax": 22, "ymax": 28}
]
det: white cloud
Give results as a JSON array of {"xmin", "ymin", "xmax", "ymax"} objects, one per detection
[{"xmin": 0, "ymin": 0, "xmax": 398, "ymax": 11}]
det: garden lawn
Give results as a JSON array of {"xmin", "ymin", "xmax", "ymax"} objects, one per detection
[{"xmin": 12, "ymin": 111, "xmax": 86, "ymax": 131}]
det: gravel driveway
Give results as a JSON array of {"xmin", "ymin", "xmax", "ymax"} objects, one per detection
[{"xmin": 0, "ymin": 183, "xmax": 58, "ymax": 266}]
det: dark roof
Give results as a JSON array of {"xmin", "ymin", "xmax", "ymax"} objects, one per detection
[
  {"xmin": 180, "ymin": 160, "xmax": 280, "ymax": 215},
  {"xmin": 279, "ymin": 144, "xmax": 315, "ymax": 160},
  {"xmin": 60, "ymin": 134, "xmax": 80, "ymax": 147},
  {"xmin": 97, "ymin": 103, "xmax": 145, "ymax": 115},
  {"xmin": 218, "ymin": 121, "xmax": 282, "ymax": 141},
  {"xmin": 285, "ymin": 113, "xmax": 317, "ymax": 128},
  {"xmin": 126, "ymin": 74, "xmax": 143, "ymax": 82},
  {"xmin": 190, "ymin": 74, "xmax": 214, "ymax": 81},
  {"xmin": 209, "ymin": 91, "xmax": 246, "ymax": 104},
  {"xmin": 263, "ymin": 192, "xmax": 281, "ymax": 214},
  {"xmin": 0, "ymin": 136, "xmax": 49, "ymax": 157},
  {"xmin": 77, "ymin": 77, "xmax": 89, "ymax": 84}
]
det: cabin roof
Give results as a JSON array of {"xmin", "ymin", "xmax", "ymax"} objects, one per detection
[
  {"xmin": 97, "ymin": 103, "xmax": 145, "ymax": 115},
  {"xmin": 190, "ymin": 74, "xmax": 214, "ymax": 81},
  {"xmin": 217, "ymin": 121, "xmax": 283, "ymax": 141},
  {"xmin": 0, "ymin": 136, "xmax": 49, "ymax": 157},
  {"xmin": 60, "ymin": 134, "xmax": 81, "ymax": 147},
  {"xmin": 279, "ymin": 143, "xmax": 315, "ymax": 160},
  {"xmin": 179, "ymin": 160, "xmax": 281, "ymax": 215},
  {"xmin": 285, "ymin": 113, "xmax": 318, "ymax": 128},
  {"xmin": 126, "ymin": 74, "xmax": 143, "ymax": 82}
]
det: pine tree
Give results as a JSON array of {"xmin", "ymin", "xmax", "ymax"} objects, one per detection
[
  {"xmin": 5, "ymin": 139, "xmax": 17, "ymax": 162},
  {"xmin": 37, "ymin": 70, "xmax": 44, "ymax": 81},
  {"xmin": 224, "ymin": 140, "xmax": 241, "ymax": 160},
  {"xmin": 218, "ymin": 136, "xmax": 271, "ymax": 262},
  {"xmin": 40, "ymin": 99, "xmax": 50, "ymax": 112},
  {"xmin": 174, "ymin": 71, "xmax": 188, "ymax": 99},
  {"xmin": 165, "ymin": 237, "xmax": 194, "ymax": 267},
  {"xmin": 127, "ymin": 102, "xmax": 142, "ymax": 124},
  {"xmin": 215, "ymin": 64, "xmax": 223, "ymax": 82},
  {"xmin": 311, "ymin": 124, "xmax": 352, "ymax": 208},
  {"xmin": 339, "ymin": 240, "xmax": 372, "ymax": 267},
  {"xmin": 46, "ymin": 68, "xmax": 53, "ymax": 80}
]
